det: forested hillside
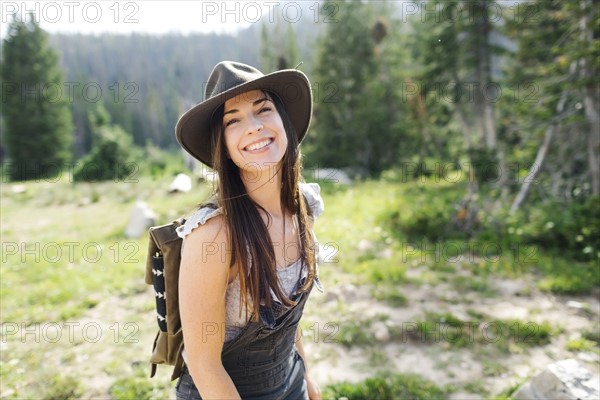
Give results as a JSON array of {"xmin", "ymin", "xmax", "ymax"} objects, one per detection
[{"xmin": 47, "ymin": 23, "xmax": 319, "ymax": 156}]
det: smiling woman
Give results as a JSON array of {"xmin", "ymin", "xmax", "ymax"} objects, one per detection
[
  {"xmin": 172, "ymin": 61, "xmax": 324, "ymax": 400},
  {"xmin": 222, "ymin": 90, "xmax": 288, "ymax": 174}
]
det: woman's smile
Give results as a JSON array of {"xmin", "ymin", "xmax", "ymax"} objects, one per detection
[{"xmin": 244, "ymin": 137, "xmax": 274, "ymax": 152}]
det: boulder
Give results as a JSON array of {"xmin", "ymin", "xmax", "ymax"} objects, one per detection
[
  {"xmin": 11, "ymin": 184, "xmax": 26, "ymax": 194},
  {"xmin": 513, "ymin": 359, "xmax": 599, "ymax": 400},
  {"xmin": 372, "ymin": 321, "xmax": 390, "ymax": 343},
  {"xmin": 168, "ymin": 173, "xmax": 192, "ymax": 193},
  {"xmin": 125, "ymin": 201, "xmax": 156, "ymax": 238}
]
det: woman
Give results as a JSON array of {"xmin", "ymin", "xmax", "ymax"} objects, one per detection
[{"xmin": 174, "ymin": 61, "xmax": 324, "ymax": 400}]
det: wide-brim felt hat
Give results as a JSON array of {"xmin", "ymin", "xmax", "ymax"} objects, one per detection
[{"xmin": 175, "ymin": 61, "xmax": 313, "ymax": 168}]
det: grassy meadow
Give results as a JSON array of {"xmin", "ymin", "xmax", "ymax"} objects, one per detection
[{"xmin": 1, "ymin": 168, "xmax": 598, "ymax": 399}]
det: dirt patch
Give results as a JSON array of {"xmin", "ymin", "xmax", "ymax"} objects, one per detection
[{"xmin": 301, "ymin": 266, "xmax": 600, "ymax": 397}]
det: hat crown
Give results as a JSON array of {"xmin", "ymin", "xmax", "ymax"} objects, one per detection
[{"xmin": 205, "ymin": 61, "xmax": 265, "ymax": 101}]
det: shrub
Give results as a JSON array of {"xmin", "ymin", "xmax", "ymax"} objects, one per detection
[
  {"xmin": 73, "ymin": 125, "xmax": 140, "ymax": 182},
  {"xmin": 509, "ymin": 196, "xmax": 599, "ymax": 262}
]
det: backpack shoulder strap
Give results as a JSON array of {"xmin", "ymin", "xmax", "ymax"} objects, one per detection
[{"xmin": 144, "ymin": 218, "xmax": 185, "ymax": 285}]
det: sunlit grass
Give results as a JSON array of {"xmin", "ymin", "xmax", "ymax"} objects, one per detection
[
  {"xmin": 323, "ymin": 371, "xmax": 448, "ymax": 400},
  {"xmin": 1, "ymin": 172, "xmax": 596, "ymax": 397}
]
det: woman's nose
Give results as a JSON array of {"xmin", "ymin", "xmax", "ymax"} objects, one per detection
[{"xmin": 245, "ymin": 115, "xmax": 263, "ymax": 134}]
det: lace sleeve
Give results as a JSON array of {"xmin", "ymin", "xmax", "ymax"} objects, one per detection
[
  {"xmin": 175, "ymin": 207, "xmax": 223, "ymax": 240},
  {"xmin": 299, "ymin": 182, "xmax": 324, "ymax": 219}
]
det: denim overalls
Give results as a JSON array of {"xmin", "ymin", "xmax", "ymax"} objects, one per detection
[{"xmin": 175, "ymin": 278, "xmax": 314, "ymax": 400}]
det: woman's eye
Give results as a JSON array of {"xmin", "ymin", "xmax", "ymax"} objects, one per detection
[
  {"xmin": 225, "ymin": 118, "xmax": 238, "ymax": 127},
  {"xmin": 259, "ymin": 107, "xmax": 272, "ymax": 113}
]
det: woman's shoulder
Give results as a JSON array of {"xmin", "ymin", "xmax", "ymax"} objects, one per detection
[
  {"xmin": 299, "ymin": 182, "xmax": 324, "ymax": 219},
  {"xmin": 176, "ymin": 205, "xmax": 225, "ymax": 241}
]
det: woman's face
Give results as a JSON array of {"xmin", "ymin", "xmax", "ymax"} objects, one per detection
[{"xmin": 222, "ymin": 90, "xmax": 288, "ymax": 175}]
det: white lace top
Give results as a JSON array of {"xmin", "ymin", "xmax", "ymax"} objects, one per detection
[{"xmin": 176, "ymin": 182, "xmax": 324, "ymax": 344}]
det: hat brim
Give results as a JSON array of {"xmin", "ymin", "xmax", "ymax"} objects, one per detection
[{"xmin": 175, "ymin": 69, "xmax": 312, "ymax": 168}]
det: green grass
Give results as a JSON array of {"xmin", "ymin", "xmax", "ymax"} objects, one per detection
[
  {"xmin": 566, "ymin": 331, "xmax": 600, "ymax": 354},
  {"xmin": 371, "ymin": 285, "xmax": 409, "ymax": 307},
  {"xmin": 109, "ymin": 364, "xmax": 172, "ymax": 400},
  {"xmin": 451, "ymin": 275, "xmax": 495, "ymax": 295},
  {"xmin": 323, "ymin": 372, "xmax": 448, "ymax": 400},
  {"xmin": 1, "ymin": 175, "xmax": 211, "ymax": 323},
  {"xmin": 566, "ymin": 337, "xmax": 597, "ymax": 352},
  {"xmin": 0, "ymin": 174, "xmax": 206, "ymax": 398},
  {"xmin": 1, "ymin": 172, "xmax": 596, "ymax": 397},
  {"xmin": 398, "ymin": 312, "xmax": 554, "ymax": 351},
  {"xmin": 463, "ymin": 379, "xmax": 489, "ymax": 396},
  {"xmin": 334, "ymin": 317, "xmax": 379, "ymax": 348}
]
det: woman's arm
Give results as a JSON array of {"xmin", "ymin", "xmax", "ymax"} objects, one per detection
[
  {"xmin": 296, "ymin": 327, "xmax": 322, "ymax": 400},
  {"xmin": 179, "ymin": 216, "xmax": 241, "ymax": 399}
]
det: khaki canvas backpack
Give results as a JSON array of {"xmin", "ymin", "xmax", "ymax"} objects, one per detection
[{"xmin": 144, "ymin": 218, "xmax": 186, "ymax": 381}]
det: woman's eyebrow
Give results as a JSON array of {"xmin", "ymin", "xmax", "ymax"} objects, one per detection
[{"xmin": 224, "ymin": 97, "xmax": 269, "ymax": 117}]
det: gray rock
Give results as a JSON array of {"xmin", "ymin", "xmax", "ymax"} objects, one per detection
[
  {"xmin": 168, "ymin": 173, "xmax": 192, "ymax": 193},
  {"xmin": 513, "ymin": 359, "xmax": 600, "ymax": 400},
  {"xmin": 372, "ymin": 321, "xmax": 390, "ymax": 343},
  {"xmin": 125, "ymin": 201, "xmax": 156, "ymax": 238},
  {"xmin": 11, "ymin": 184, "xmax": 26, "ymax": 194}
]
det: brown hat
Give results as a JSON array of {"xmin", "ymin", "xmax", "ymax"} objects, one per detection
[{"xmin": 175, "ymin": 61, "xmax": 313, "ymax": 168}]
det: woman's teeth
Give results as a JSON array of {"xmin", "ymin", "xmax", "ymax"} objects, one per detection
[{"xmin": 245, "ymin": 139, "xmax": 272, "ymax": 151}]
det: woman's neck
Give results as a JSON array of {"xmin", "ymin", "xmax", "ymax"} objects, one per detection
[{"xmin": 241, "ymin": 165, "xmax": 284, "ymax": 218}]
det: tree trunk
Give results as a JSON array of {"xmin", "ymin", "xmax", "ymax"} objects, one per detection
[
  {"xmin": 585, "ymin": 89, "xmax": 600, "ymax": 195},
  {"xmin": 509, "ymin": 89, "xmax": 570, "ymax": 214},
  {"xmin": 580, "ymin": 0, "xmax": 600, "ymax": 195},
  {"xmin": 477, "ymin": 0, "xmax": 497, "ymax": 150}
]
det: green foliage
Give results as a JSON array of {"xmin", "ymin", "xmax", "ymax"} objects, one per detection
[
  {"xmin": 537, "ymin": 273, "xmax": 597, "ymax": 295},
  {"xmin": 414, "ymin": 312, "xmax": 474, "ymax": 348},
  {"xmin": 324, "ymin": 372, "xmax": 447, "ymax": 400},
  {"xmin": 367, "ymin": 260, "xmax": 408, "ymax": 284},
  {"xmin": 566, "ymin": 337, "xmax": 598, "ymax": 352},
  {"xmin": 463, "ymin": 380, "xmax": 488, "ymax": 396},
  {"xmin": 582, "ymin": 330, "xmax": 600, "ymax": 345},
  {"xmin": 382, "ymin": 183, "xmax": 466, "ymax": 242},
  {"xmin": 109, "ymin": 376, "xmax": 157, "ymax": 400},
  {"xmin": 335, "ymin": 318, "xmax": 378, "ymax": 348},
  {"xmin": 1, "ymin": 16, "xmax": 73, "ymax": 181},
  {"xmin": 259, "ymin": 18, "xmax": 301, "ymax": 71},
  {"xmin": 508, "ymin": 196, "xmax": 600, "ymax": 262},
  {"xmin": 139, "ymin": 141, "xmax": 187, "ymax": 178},
  {"xmin": 308, "ymin": 0, "xmax": 410, "ymax": 176},
  {"xmin": 468, "ymin": 148, "xmax": 502, "ymax": 185},
  {"xmin": 43, "ymin": 375, "xmax": 82, "ymax": 400},
  {"xmin": 409, "ymin": 312, "xmax": 553, "ymax": 351},
  {"xmin": 371, "ymin": 286, "xmax": 408, "ymax": 307},
  {"xmin": 495, "ymin": 319, "xmax": 552, "ymax": 347},
  {"xmin": 73, "ymin": 124, "xmax": 139, "ymax": 182}
]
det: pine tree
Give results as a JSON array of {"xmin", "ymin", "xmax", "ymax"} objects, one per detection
[
  {"xmin": 412, "ymin": 0, "xmax": 510, "ymax": 172},
  {"xmin": 259, "ymin": 20, "xmax": 301, "ymax": 72},
  {"xmin": 1, "ymin": 16, "xmax": 73, "ymax": 181},
  {"xmin": 309, "ymin": 0, "xmax": 403, "ymax": 175},
  {"xmin": 505, "ymin": 0, "xmax": 600, "ymax": 210}
]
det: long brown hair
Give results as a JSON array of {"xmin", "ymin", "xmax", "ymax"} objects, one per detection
[{"xmin": 208, "ymin": 90, "xmax": 316, "ymax": 320}]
